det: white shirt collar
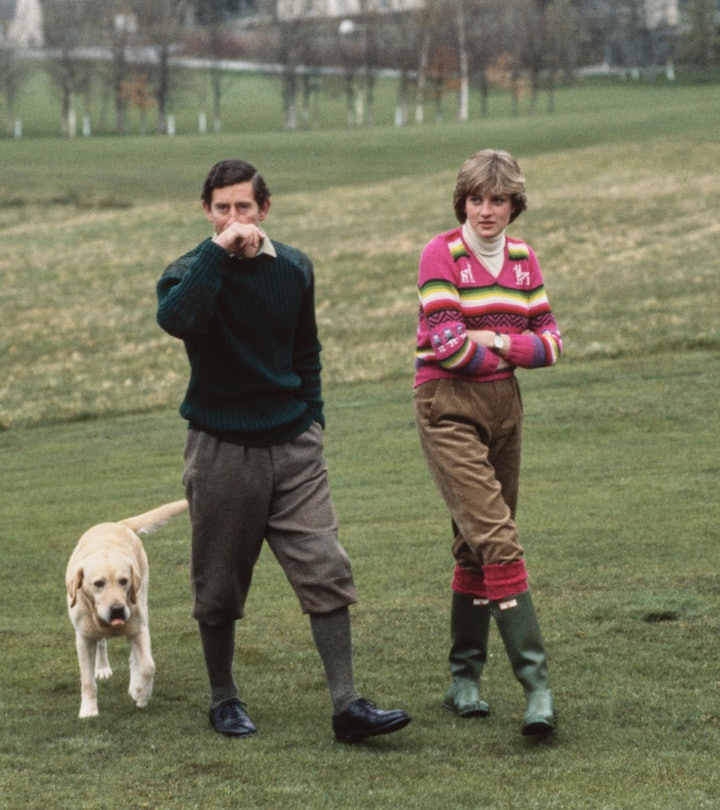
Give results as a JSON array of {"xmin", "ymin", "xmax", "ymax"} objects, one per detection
[{"xmin": 258, "ymin": 237, "xmax": 277, "ymax": 258}]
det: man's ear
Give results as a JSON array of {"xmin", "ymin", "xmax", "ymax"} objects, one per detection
[{"xmin": 258, "ymin": 199, "xmax": 271, "ymax": 222}]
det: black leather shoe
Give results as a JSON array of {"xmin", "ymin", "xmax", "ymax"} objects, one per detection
[
  {"xmin": 209, "ymin": 698, "xmax": 257, "ymax": 737},
  {"xmin": 332, "ymin": 698, "xmax": 411, "ymax": 744}
]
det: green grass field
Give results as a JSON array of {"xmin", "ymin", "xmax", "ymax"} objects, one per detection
[{"xmin": 1, "ymin": 81, "xmax": 719, "ymax": 809}]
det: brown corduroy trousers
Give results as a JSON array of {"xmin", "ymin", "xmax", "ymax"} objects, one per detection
[{"xmin": 414, "ymin": 376, "xmax": 526, "ymax": 571}]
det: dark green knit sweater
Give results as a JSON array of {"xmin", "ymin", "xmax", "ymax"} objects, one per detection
[{"xmin": 156, "ymin": 238, "xmax": 324, "ymax": 446}]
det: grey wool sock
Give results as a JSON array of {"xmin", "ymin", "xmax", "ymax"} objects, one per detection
[
  {"xmin": 309, "ymin": 607, "xmax": 360, "ymax": 715},
  {"xmin": 198, "ymin": 620, "xmax": 240, "ymax": 708}
]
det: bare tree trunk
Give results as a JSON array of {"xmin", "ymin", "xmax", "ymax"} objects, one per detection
[
  {"xmin": 0, "ymin": 47, "xmax": 29, "ymax": 136},
  {"xmin": 434, "ymin": 77, "xmax": 444, "ymax": 121},
  {"xmin": 362, "ymin": 19, "xmax": 375, "ymax": 127},
  {"xmin": 415, "ymin": 29, "xmax": 430, "ymax": 124},
  {"xmin": 110, "ymin": 18, "xmax": 130, "ymax": 135},
  {"xmin": 301, "ymin": 73, "xmax": 312, "ymax": 128},
  {"xmin": 529, "ymin": 76, "xmax": 539, "ymax": 114},
  {"xmin": 155, "ymin": 42, "xmax": 171, "ymax": 134},
  {"xmin": 479, "ymin": 69, "xmax": 489, "ymax": 118},
  {"xmin": 62, "ymin": 86, "xmax": 76, "ymax": 137},
  {"xmin": 211, "ymin": 66, "xmax": 222, "ymax": 132},
  {"xmin": 455, "ymin": 0, "xmax": 469, "ymax": 121},
  {"xmin": 345, "ymin": 70, "xmax": 356, "ymax": 126},
  {"xmin": 283, "ymin": 68, "xmax": 298, "ymax": 130},
  {"xmin": 397, "ymin": 68, "xmax": 410, "ymax": 126},
  {"xmin": 364, "ymin": 71, "xmax": 375, "ymax": 127},
  {"xmin": 547, "ymin": 70, "xmax": 555, "ymax": 113},
  {"xmin": 209, "ymin": 21, "xmax": 223, "ymax": 133}
]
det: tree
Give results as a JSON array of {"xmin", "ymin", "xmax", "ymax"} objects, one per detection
[
  {"xmin": 42, "ymin": 0, "xmax": 95, "ymax": 135},
  {"xmin": 413, "ymin": 0, "xmax": 457, "ymax": 124},
  {"xmin": 677, "ymin": 0, "xmax": 718, "ymax": 74},
  {"xmin": 413, "ymin": 8, "xmax": 431, "ymax": 124},
  {"xmin": 454, "ymin": 0, "xmax": 470, "ymax": 121},
  {"xmin": 337, "ymin": 10, "xmax": 381, "ymax": 127},
  {"xmin": 263, "ymin": 0, "xmax": 330, "ymax": 130},
  {"xmin": 102, "ymin": 1, "xmax": 139, "ymax": 135},
  {"xmin": 544, "ymin": 0, "xmax": 584, "ymax": 110},
  {"xmin": 193, "ymin": 0, "xmax": 242, "ymax": 132},
  {"xmin": 193, "ymin": 0, "xmax": 243, "ymax": 23},
  {"xmin": 0, "ymin": 46, "xmax": 30, "ymax": 136},
  {"xmin": 464, "ymin": 0, "xmax": 508, "ymax": 118},
  {"xmin": 120, "ymin": 72, "xmax": 156, "ymax": 133},
  {"xmin": 387, "ymin": 9, "xmax": 423, "ymax": 125},
  {"xmin": 277, "ymin": 19, "xmax": 301, "ymax": 130},
  {"xmin": 134, "ymin": 0, "xmax": 190, "ymax": 133}
]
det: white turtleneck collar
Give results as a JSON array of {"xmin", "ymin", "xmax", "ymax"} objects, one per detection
[{"xmin": 462, "ymin": 221, "xmax": 505, "ymax": 278}]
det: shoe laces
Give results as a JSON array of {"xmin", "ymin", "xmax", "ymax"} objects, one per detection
[{"xmin": 219, "ymin": 699, "xmax": 247, "ymax": 721}]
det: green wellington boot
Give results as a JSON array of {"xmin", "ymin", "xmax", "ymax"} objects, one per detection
[
  {"xmin": 442, "ymin": 591, "xmax": 491, "ymax": 717},
  {"xmin": 492, "ymin": 589, "xmax": 556, "ymax": 736}
]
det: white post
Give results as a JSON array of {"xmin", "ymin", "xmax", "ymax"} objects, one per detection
[
  {"xmin": 355, "ymin": 95, "xmax": 364, "ymax": 127},
  {"xmin": 67, "ymin": 106, "xmax": 77, "ymax": 138}
]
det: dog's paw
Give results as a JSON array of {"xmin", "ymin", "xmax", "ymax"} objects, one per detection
[
  {"xmin": 95, "ymin": 665, "xmax": 113, "ymax": 680},
  {"xmin": 130, "ymin": 686, "xmax": 152, "ymax": 708},
  {"xmin": 79, "ymin": 702, "xmax": 99, "ymax": 718},
  {"xmin": 129, "ymin": 679, "xmax": 153, "ymax": 708},
  {"xmin": 131, "ymin": 686, "xmax": 151, "ymax": 708}
]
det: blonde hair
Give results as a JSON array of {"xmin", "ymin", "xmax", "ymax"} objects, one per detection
[{"xmin": 452, "ymin": 149, "xmax": 528, "ymax": 224}]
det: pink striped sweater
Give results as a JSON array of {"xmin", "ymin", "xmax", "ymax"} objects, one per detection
[{"xmin": 414, "ymin": 228, "xmax": 562, "ymax": 387}]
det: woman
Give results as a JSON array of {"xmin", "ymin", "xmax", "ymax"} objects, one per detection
[{"xmin": 413, "ymin": 149, "xmax": 561, "ymax": 736}]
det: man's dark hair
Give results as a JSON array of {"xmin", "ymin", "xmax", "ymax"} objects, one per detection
[{"xmin": 201, "ymin": 159, "xmax": 271, "ymax": 208}]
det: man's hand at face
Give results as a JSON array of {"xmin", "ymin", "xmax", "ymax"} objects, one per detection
[{"xmin": 213, "ymin": 221, "xmax": 266, "ymax": 258}]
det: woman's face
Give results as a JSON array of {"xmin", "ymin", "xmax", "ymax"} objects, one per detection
[{"xmin": 464, "ymin": 192, "xmax": 514, "ymax": 239}]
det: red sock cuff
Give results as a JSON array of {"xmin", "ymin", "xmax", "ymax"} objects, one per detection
[
  {"xmin": 451, "ymin": 565, "xmax": 489, "ymax": 598},
  {"xmin": 482, "ymin": 560, "xmax": 528, "ymax": 601}
]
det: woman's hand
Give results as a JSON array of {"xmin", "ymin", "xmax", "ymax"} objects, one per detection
[
  {"xmin": 467, "ymin": 329, "xmax": 525, "ymax": 371},
  {"xmin": 467, "ymin": 329, "xmax": 504, "ymax": 352}
]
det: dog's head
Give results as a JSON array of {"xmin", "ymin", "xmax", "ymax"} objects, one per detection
[{"xmin": 67, "ymin": 551, "xmax": 141, "ymax": 627}]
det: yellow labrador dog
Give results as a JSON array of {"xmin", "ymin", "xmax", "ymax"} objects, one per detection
[{"xmin": 66, "ymin": 499, "xmax": 188, "ymax": 718}]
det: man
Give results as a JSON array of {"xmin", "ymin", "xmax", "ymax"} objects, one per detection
[{"xmin": 156, "ymin": 159, "xmax": 410, "ymax": 743}]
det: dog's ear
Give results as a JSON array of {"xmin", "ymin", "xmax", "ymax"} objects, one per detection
[
  {"xmin": 128, "ymin": 566, "xmax": 140, "ymax": 605},
  {"xmin": 67, "ymin": 568, "xmax": 83, "ymax": 608}
]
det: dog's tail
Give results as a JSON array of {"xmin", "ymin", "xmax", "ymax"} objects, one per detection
[{"xmin": 120, "ymin": 499, "xmax": 189, "ymax": 535}]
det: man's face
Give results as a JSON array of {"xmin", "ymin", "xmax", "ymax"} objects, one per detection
[{"xmin": 203, "ymin": 181, "xmax": 270, "ymax": 236}]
